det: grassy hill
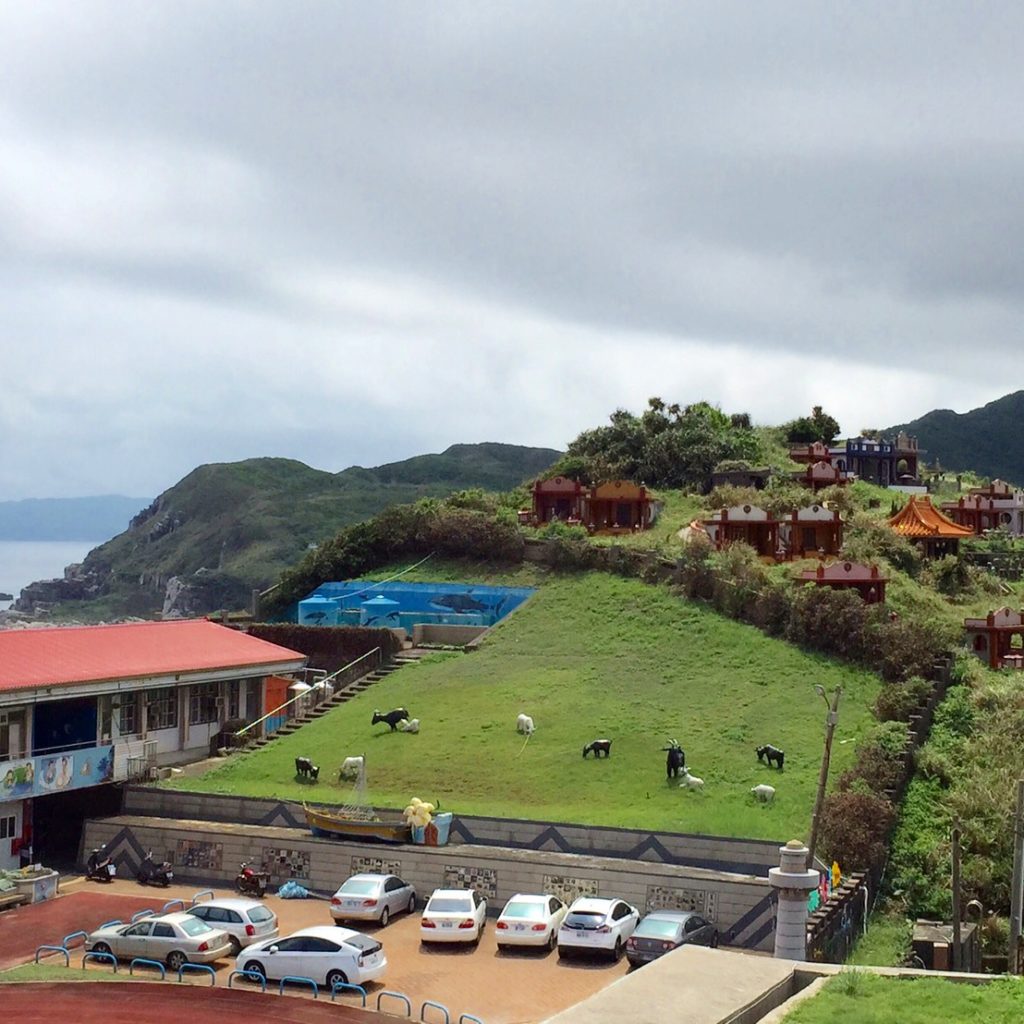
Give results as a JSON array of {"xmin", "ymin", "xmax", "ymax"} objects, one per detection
[
  {"xmin": 36, "ymin": 443, "xmax": 560, "ymax": 619},
  {"xmin": 884, "ymin": 390, "xmax": 1024, "ymax": 483},
  {"xmin": 168, "ymin": 565, "xmax": 880, "ymax": 839}
]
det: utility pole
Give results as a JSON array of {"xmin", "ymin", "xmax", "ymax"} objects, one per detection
[
  {"xmin": 951, "ymin": 817, "xmax": 962, "ymax": 972},
  {"xmin": 1009, "ymin": 780, "xmax": 1024, "ymax": 974},
  {"xmin": 807, "ymin": 685, "xmax": 842, "ymax": 872}
]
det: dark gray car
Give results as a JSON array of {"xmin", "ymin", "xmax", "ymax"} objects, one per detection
[{"xmin": 625, "ymin": 910, "xmax": 719, "ymax": 966}]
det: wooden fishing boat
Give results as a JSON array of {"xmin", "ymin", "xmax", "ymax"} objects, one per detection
[{"xmin": 303, "ymin": 802, "xmax": 412, "ymax": 844}]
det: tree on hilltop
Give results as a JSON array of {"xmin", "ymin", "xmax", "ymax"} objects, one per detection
[{"xmin": 784, "ymin": 405, "xmax": 841, "ymax": 445}]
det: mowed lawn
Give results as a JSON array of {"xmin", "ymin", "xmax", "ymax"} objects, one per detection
[{"xmin": 171, "ymin": 572, "xmax": 880, "ymax": 840}]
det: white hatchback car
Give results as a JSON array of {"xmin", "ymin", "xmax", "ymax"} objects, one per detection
[
  {"xmin": 557, "ymin": 897, "xmax": 640, "ymax": 960},
  {"xmin": 496, "ymin": 893, "xmax": 568, "ymax": 951},
  {"xmin": 238, "ymin": 924, "xmax": 386, "ymax": 988},
  {"xmin": 420, "ymin": 888, "xmax": 488, "ymax": 944},
  {"xmin": 187, "ymin": 898, "xmax": 278, "ymax": 954}
]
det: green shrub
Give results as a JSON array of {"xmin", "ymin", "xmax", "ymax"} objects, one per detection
[
  {"xmin": 874, "ymin": 676, "xmax": 931, "ymax": 723},
  {"xmin": 820, "ymin": 790, "xmax": 897, "ymax": 877}
]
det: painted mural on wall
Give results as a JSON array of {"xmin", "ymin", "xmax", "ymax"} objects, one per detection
[
  {"xmin": 176, "ymin": 839, "xmax": 224, "ymax": 871},
  {"xmin": 0, "ymin": 744, "xmax": 115, "ymax": 799}
]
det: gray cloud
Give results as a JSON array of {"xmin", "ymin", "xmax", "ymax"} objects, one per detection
[{"xmin": 0, "ymin": 2, "xmax": 1021, "ymax": 497}]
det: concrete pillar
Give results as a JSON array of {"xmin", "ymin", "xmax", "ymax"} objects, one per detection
[{"xmin": 768, "ymin": 839, "xmax": 819, "ymax": 960}]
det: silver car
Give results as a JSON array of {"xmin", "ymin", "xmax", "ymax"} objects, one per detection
[
  {"xmin": 84, "ymin": 911, "xmax": 233, "ymax": 970},
  {"xmin": 330, "ymin": 872, "xmax": 416, "ymax": 926},
  {"xmin": 187, "ymin": 898, "xmax": 278, "ymax": 954}
]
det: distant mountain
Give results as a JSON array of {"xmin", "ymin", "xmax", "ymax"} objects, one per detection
[
  {"xmin": 883, "ymin": 391, "xmax": 1024, "ymax": 483},
  {"xmin": 13, "ymin": 442, "xmax": 560, "ymax": 619},
  {"xmin": 0, "ymin": 495, "xmax": 151, "ymax": 541}
]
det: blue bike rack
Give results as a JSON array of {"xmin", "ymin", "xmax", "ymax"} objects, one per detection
[
  {"xmin": 99, "ymin": 919, "xmax": 123, "ymax": 929},
  {"xmin": 178, "ymin": 963, "xmax": 216, "ymax": 986},
  {"xmin": 129, "ymin": 957, "xmax": 167, "ymax": 979},
  {"xmin": 279, "ymin": 975, "xmax": 319, "ymax": 998},
  {"xmin": 420, "ymin": 1000, "xmax": 451, "ymax": 1023},
  {"xmin": 228, "ymin": 970, "xmax": 267, "ymax": 992},
  {"xmin": 34, "ymin": 944, "xmax": 69, "ymax": 966},
  {"xmin": 162, "ymin": 898, "xmax": 186, "ymax": 913},
  {"xmin": 377, "ymin": 991, "xmax": 412, "ymax": 1016},
  {"xmin": 131, "ymin": 908, "xmax": 155, "ymax": 922},
  {"xmin": 190, "ymin": 889, "xmax": 214, "ymax": 906},
  {"xmin": 330, "ymin": 981, "xmax": 367, "ymax": 1006},
  {"xmin": 458, "ymin": 1015, "xmax": 485, "ymax": 1024},
  {"xmin": 82, "ymin": 951, "xmax": 118, "ymax": 972},
  {"xmin": 63, "ymin": 930, "xmax": 88, "ymax": 949}
]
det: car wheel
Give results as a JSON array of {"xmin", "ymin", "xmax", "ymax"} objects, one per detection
[
  {"xmin": 243, "ymin": 960, "xmax": 266, "ymax": 981},
  {"xmin": 92, "ymin": 942, "xmax": 112, "ymax": 957},
  {"xmin": 497, "ymin": 943, "xmax": 508, "ymax": 953},
  {"xmin": 407, "ymin": 894, "xmax": 416, "ymax": 914},
  {"xmin": 711, "ymin": 932, "xmax": 720, "ymax": 949},
  {"xmin": 547, "ymin": 930, "xmax": 557, "ymax": 951},
  {"xmin": 612, "ymin": 938, "xmax": 623, "ymax": 961},
  {"xmin": 379, "ymin": 906, "xmax": 390, "ymax": 927},
  {"xmin": 228, "ymin": 936, "xmax": 242, "ymax": 957},
  {"xmin": 326, "ymin": 969, "xmax": 349, "ymax": 989},
  {"xmin": 166, "ymin": 950, "xmax": 188, "ymax": 972}
]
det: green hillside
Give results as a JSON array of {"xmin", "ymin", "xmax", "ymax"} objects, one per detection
[
  {"xmin": 884, "ymin": 390, "xmax": 1024, "ymax": 483},
  {"xmin": 169, "ymin": 567, "xmax": 881, "ymax": 839},
  {"xmin": 33, "ymin": 443, "xmax": 560, "ymax": 619}
]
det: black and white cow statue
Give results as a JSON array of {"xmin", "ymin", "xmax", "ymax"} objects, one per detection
[{"xmin": 295, "ymin": 756, "xmax": 320, "ymax": 780}]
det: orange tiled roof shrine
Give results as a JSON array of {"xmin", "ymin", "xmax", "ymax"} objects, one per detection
[{"xmin": 888, "ymin": 495, "xmax": 974, "ymax": 539}]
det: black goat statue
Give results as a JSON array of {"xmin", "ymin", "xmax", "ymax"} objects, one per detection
[
  {"xmin": 755, "ymin": 744, "xmax": 785, "ymax": 770},
  {"xmin": 582, "ymin": 739, "xmax": 612, "ymax": 758},
  {"xmin": 295, "ymin": 756, "xmax": 320, "ymax": 781},
  {"xmin": 662, "ymin": 740, "xmax": 686, "ymax": 780},
  {"xmin": 372, "ymin": 707, "xmax": 411, "ymax": 732}
]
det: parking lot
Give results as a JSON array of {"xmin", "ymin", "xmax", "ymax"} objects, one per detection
[{"xmin": 23, "ymin": 878, "xmax": 631, "ymax": 1024}]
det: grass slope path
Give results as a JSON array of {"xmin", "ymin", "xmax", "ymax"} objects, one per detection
[{"xmin": 170, "ymin": 571, "xmax": 879, "ymax": 840}]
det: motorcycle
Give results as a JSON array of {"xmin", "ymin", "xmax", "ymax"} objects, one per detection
[
  {"xmin": 235, "ymin": 860, "xmax": 269, "ymax": 898},
  {"xmin": 86, "ymin": 845, "xmax": 117, "ymax": 883},
  {"xmin": 136, "ymin": 849, "xmax": 174, "ymax": 887}
]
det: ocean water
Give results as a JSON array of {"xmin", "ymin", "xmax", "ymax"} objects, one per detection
[{"xmin": 0, "ymin": 540, "xmax": 97, "ymax": 610}]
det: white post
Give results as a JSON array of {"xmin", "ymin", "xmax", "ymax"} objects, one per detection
[{"xmin": 769, "ymin": 839, "xmax": 820, "ymax": 960}]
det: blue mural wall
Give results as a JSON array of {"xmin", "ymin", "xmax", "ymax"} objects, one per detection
[
  {"xmin": 298, "ymin": 580, "xmax": 535, "ymax": 636},
  {"xmin": 0, "ymin": 742, "xmax": 115, "ymax": 800}
]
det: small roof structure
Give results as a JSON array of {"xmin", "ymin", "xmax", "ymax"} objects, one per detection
[
  {"xmin": 888, "ymin": 496, "xmax": 974, "ymax": 540},
  {"xmin": 796, "ymin": 560, "xmax": 888, "ymax": 603}
]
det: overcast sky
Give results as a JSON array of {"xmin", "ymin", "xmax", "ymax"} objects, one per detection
[{"xmin": 1, "ymin": 2, "xmax": 1021, "ymax": 500}]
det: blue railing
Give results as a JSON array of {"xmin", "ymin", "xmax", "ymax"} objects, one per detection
[
  {"xmin": 62, "ymin": 930, "xmax": 88, "ymax": 949},
  {"xmin": 190, "ymin": 889, "xmax": 214, "ymax": 906},
  {"xmin": 162, "ymin": 898, "xmax": 186, "ymax": 913},
  {"xmin": 458, "ymin": 1015, "xmax": 486, "ymax": 1024},
  {"xmin": 330, "ymin": 981, "xmax": 367, "ymax": 1006},
  {"xmin": 131, "ymin": 908, "xmax": 155, "ymax": 922},
  {"xmin": 377, "ymin": 990, "xmax": 412, "ymax": 1016},
  {"xmin": 34, "ymin": 944, "xmax": 69, "ymax": 966},
  {"xmin": 279, "ymin": 975, "xmax": 319, "ymax": 997},
  {"xmin": 129, "ymin": 957, "xmax": 166, "ymax": 979},
  {"xmin": 99, "ymin": 919, "xmax": 123, "ymax": 929},
  {"xmin": 228, "ymin": 969, "xmax": 267, "ymax": 992},
  {"xmin": 420, "ymin": 999, "xmax": 451, "ymax": 1023},
  {"xmin": 82, "ymin": 951, "xmax": 118, "ymax": 972},
  {"xmin": 177, "ymin": 963, "xmax": 216, "ymax": 985}
]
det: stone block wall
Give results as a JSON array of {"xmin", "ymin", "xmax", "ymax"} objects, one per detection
[
  {"xmin": 83, "ymin": 814, "xmax": 776, "ymax": 951},
  {"xmin": 411, "ymin": 624, "xmax": 488, "ymax": 646}
]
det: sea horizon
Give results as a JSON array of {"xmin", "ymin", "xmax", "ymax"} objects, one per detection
[{"xmin": 0, "ymin": 539, "xmax": 98, "ymax": 610}]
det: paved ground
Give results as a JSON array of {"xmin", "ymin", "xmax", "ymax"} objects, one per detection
[{"xmin": 9, "ymin": 878, "xmax": 630, "ymax": 1024}]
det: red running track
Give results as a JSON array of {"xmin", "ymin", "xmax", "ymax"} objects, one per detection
[
  {"xmin": 1, "ymin": 983, "xmax": 381, "ymax": 1023},
  {"xmin": 0, "ymin": 890, "xmax": 180, "ymax": 971}
]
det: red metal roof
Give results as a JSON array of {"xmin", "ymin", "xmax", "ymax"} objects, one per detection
[
  {"xmin": 0, "ymin": 619, "xmax": 305, "ymax": 695},
  {"xmin": 888, "ymin": 495, "xmax": 974, "ymax": 539}
]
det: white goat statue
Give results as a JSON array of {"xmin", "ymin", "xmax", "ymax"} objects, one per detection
[
  {"xmin": 516, "ymin": 713, "xmax": 535, "ymax": 736},
  {"xmin": 398, "ymin": 718, "xmax": 420, "ymax": 734},
  {"xmin": 678, "ymin": 767, "xmax": 704, "ymax": 791},
  {"xmin": 751, "ymin": 784, "xmax": 776, "ymax": 803},
  {"xmin": 339, "ymin": 755, "xmax": 365, "ymax": 781}
]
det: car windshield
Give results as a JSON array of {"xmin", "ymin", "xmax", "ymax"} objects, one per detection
[
  {"xmin": 564, "ymin": 912, "xmax": 605, "ymax": 929},
  {"xmin": 502, "ymin": 902, "xmax": 545, "ymax": 920},
  {"xmin": 179, "ymin": 918, "xmax": 212, "ymax": 936},
  {"xmin": 247, "ymin": 907, "xmax": 274, "ymax": 923},
  {"xmin": 339, "ymin": 880, "xmax": 379, "ymax": 896},
  {"xmin": 427, "ymin": 897, "xmax": 472, "ymax": 913},
  {"xmin": 343, "ymin": 935, "xmax": 381, "ymax": 954},
  {"xmin": 636, "ymin": 919, "xmax": 682, "ymax": 939}
]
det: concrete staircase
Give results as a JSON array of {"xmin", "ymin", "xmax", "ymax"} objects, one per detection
[{"xmin": 245, "ymin": 649, "xmax": 428, "ymax": 750}]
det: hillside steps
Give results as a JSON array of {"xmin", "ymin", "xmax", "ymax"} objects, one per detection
[{"xmin": 240, "ymin": 647, "xmax": 431, "ymax": 752}]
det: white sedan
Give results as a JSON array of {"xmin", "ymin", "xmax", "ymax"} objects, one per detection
[
  {"xmin": 238, "ymin": 925, "xmax": 386, "ymax": 988},
  {"xmin": 557, "ymin": 897, "xmax": 640, "ymax": 960},
  {"xmin": 496, "ymin": 893, "xmax": 568, "ymax": 951},
  {"xmin": 84, "ymin": 912, "xmax": 232, "ymax": 971},
  {"xmin": 420, "ymin": 888, "xmax": 488, "ymax": 944}
]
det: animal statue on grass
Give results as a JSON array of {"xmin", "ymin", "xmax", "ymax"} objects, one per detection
[
  {"xmin": 582, "ymin": 739, "xmax": 612, "ymax": 758},
  {"xmin": 372, "ymin": 707, "xmax": 411, "ymax": 732},
  {"xmin": 397, "ymin": 718, "xmax": 420, "ymax": 734},
  {"xmin": 339, "ymin": 756, "xmax": 364, "ymax": 781},
  {"xmin": 678, "ymin": 766, "xmax": 704, "ymax": 790},
  {"xmin": 751, "ymin": 784, "xmax": 776, "ymax": 803},
  {"xmin": 516, "ymin": 713, "xmax": 535, "ymax": 735},
  {"xmin": 295, "ymin": 756, "xmax": 320, "ymax": 781},
  {"xmin": 755, "ymin": 744, "xmax": 785, "ymax": 770},
  {"xmin": 662, "ymin": 740, "xmax": 686, "ymax": 780}
]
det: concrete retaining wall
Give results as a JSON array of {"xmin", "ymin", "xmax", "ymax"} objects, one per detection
[
  {"xmin": 411, "ymin": 623, "xmax": 488, "ymax": 646},
  {"xmin": 124, "ymin": 787, "xmax": 785, "ymax": 875},
  {"xmin": 83, "ymin": 813, "xmax": 777, "ymax": 951}
]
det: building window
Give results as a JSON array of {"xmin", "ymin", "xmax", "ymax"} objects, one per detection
[
  {"xmin": 146, "ymin": 688, "xmax": 178, "ymax": 731},
  {"xmin": 0, "ymin": 815, "xmax": 16, "ymax": 840},
  {"xmin": 227, "ymin": 680, "xmax": 240, "ymax": 721},
  {"xmin": 188, "ymin": 683, "xmax": 220, "ymax": 725},
  {"xmin": 0, "ymin": 709, "xmax": 27, "ymax": 759},
  {"xmin": 117, "ymin": 694, "xmax": 140, "ymax": 736}
]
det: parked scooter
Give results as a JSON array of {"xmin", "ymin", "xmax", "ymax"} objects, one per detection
[
  {"xmin": 235, "ymin": 860, "xmax": 269, "ymax": 898},
  {"xmin": 136, "ymin": 849, "xmax": 174, "ymax": 887},
  {"xmin": 86, "ymin": 845, "xmax": 117, "ymax": 883}
]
